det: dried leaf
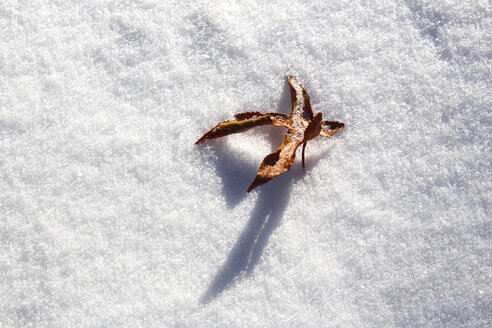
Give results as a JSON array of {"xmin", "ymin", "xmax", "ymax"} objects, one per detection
[
  {"xmin": 196, "ymin": 75, "xmax": 345, "ymax": 192},
  {"xmin": 320, "ymin": 121, "xmax": 345, "ymax": 138},
  {"xmin": 194, "ymin": 112, "xmax": 290, "ymax": 144},
  {"xmin": 247, "ymin": 133, "xmax": 301, "ymax": 192},
  {"xmin": 301, "ymin": 112, "xmax": 323, "ymax": 168}
]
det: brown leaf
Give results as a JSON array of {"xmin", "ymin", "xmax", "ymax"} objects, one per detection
[
  {"xmin": 247, "ymin": 133, "xmax": 302, "ymax": 192},
  {"xmin": 288, "ymin": 75, "xmax": 313, "ymax": 121},
  {"xmin": 303, "ymin": 112, "xmax": 323, "ymax": 142},
  {"xmin": 194, "ymin": 112, "xmax": 291, "ymax": 144},
  {"xmin": 195, "ymin": 76, "xmax": 345, "ymax": 191},
  {"xmin": 234, "ymin": 112, "xmax": 265, "ymax": 120},
  {"xmin": 320, "ymin": 121, "xmax": 345, "ymax": 138},
  {"xmin": 194, "ymin": 113, "xmax": 274, "ymax": 144},
  {"xmin": 301, "ymin": 112, "xmax": 323, "ymax": 168}
]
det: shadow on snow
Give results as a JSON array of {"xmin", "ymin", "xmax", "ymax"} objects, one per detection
[
  {"xmin": 200, "ymin": 171, "xmax": 292, "ymax": 304},
  {"xmin": 197, "ymin": 78, "xmax": 337, "ymax": 304},
  {"xmin": 199, "ymin": 142, "xmax": 335, "ymax": 304}
]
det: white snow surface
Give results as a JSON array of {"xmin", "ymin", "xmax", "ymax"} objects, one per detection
[{"xmin": 1, "ymin": 0, "xmax": 491, "ymax": 327}]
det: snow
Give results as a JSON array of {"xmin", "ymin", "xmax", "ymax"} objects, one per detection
[{"xmin": 1, "ymin": 0, "xmax": 490, "ymax": 327}]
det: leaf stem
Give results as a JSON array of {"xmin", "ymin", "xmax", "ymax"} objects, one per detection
[{"xmin": 302, "ymin": 141, "xmax": 307, "ymax": 169}]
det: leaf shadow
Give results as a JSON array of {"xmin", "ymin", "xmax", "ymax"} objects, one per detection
[
  {"xmin": 197, "ymin": 77, "xmax": 341, "ymax": 304},
  {"xmin": 199, "ymin": 171, "xmax": 292, "ymax": 304},
  {"xmin": 212, "ymin": 143, "xmax": 259, "ymax": 208},
  {"xmin": 199, "ymin": 142, "xmax": 336, "ymax": 304},
  {"xmin": 204, "ymin": 78, "xmax": 293, "ymax": 208}
]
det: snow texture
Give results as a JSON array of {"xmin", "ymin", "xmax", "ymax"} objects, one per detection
[{"xmin": 1, "ymin": 0, "xmax": 491, "ymax": 327}]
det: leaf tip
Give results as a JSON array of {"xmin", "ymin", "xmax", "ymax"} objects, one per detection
[
  {"xmin": 247, "ymin": 176, "xmax": 271, "ymax": 192},
  {"xmin": 320, "ymin": 120, "xmax": 345, "ymax": 138}
]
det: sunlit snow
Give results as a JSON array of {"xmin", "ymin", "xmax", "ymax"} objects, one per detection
[{"xmin": 1, "ymin": 0, "xmax": 490, "ymax": 327}]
